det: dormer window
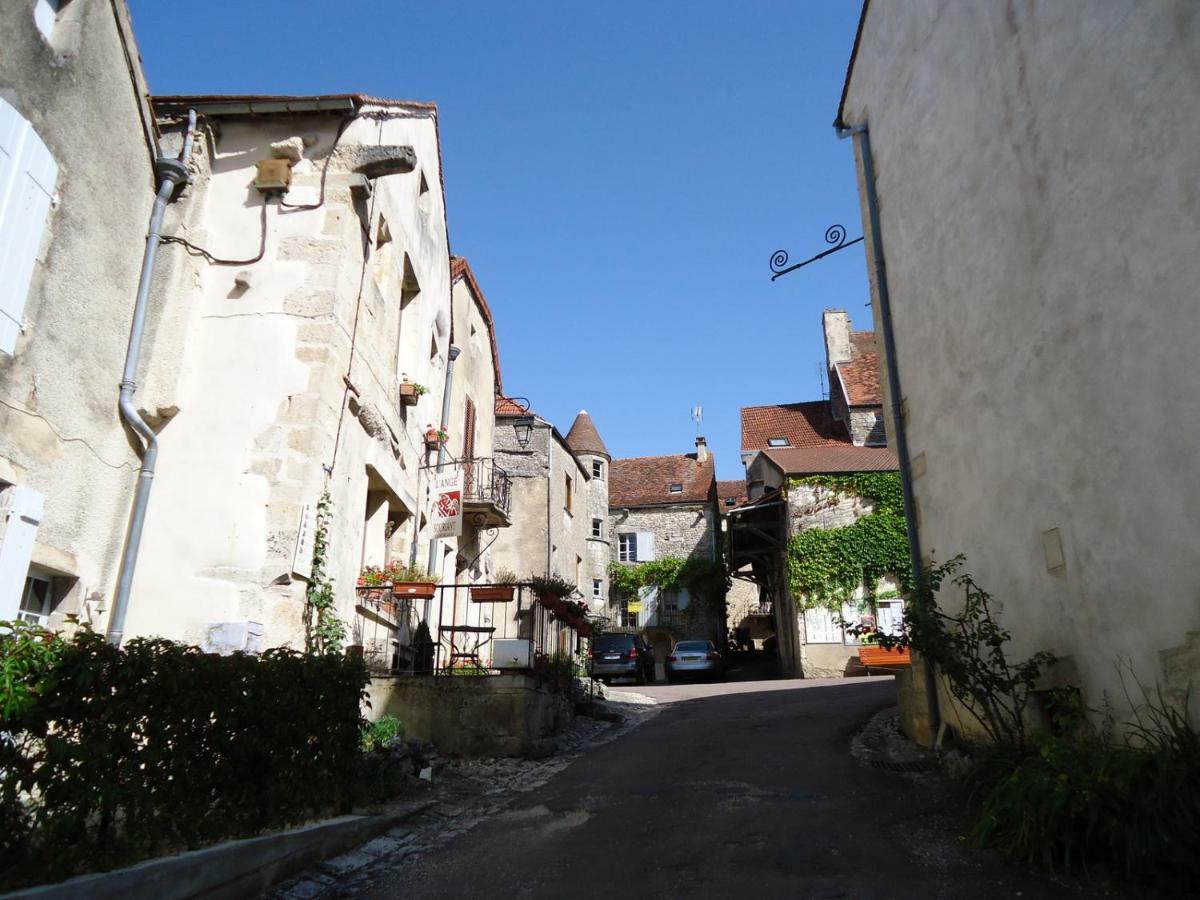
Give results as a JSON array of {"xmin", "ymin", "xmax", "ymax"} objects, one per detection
[
  {"xmin": 767, "ymin": 437, "xmax": 791, "ymax": 447},
  {"xmin": 668, "ymin": 483, "xmax": 683, "ymax": 493}
]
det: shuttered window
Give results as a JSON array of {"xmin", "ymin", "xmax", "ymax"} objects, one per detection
[
  {"xmin": 0, "ymin": 485, "xmax": 45, "ymax": 620},
  {"xmin": 0, "ymin": 100, "xmax": 57, "ymax": 356}
]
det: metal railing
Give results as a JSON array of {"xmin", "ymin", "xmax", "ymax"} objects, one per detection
[{"xmin": 462, "ymin": 457, "xmax": 512, "ymax": 516}]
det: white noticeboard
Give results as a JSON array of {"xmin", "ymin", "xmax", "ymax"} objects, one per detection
[{"xmin": 429, "ymin": 468, "xmax": 464, "ymax": 539}]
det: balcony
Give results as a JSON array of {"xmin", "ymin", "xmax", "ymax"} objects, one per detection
[{"xmin": 462, "ymin": 457, "xmax": 513, "ymax": 528}]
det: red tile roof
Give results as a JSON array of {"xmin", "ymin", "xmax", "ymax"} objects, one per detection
[
  {"xmin": 835, "ymin": 352, "xmax": 882, "ymax": 407},
  {"xmin": 763, "ymin": 446, "xmax": 898, "ymax": 475},
  {"xmin": 495, "ymin": 396, "xmax": 533, "ymax": 417},
  {"xmin": 609, "ymin": 454, "xmax": 716, "ymax": 508},
  {"xmin": 740, "ymin": 400, "xmax": 849, "ymax": 452},
  {"xmin": 450, "ymin": 257, "xmax": 503, "ymax": 394},
  {"xmin": 716, "ymin": 480, "xmax": 748, "ymax": 510},
  {"xmin": 564, "ymin": 411, "xmax": 610, "ymax": 459}
]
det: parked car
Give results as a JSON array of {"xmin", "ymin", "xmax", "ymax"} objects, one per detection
[
  {"xmin": 665, "ymin": 640, "xmax": 725, "ymax": 683},
  {"xmin": 589, "ymin": 633, "xmax": 655, "ymax": 685}
]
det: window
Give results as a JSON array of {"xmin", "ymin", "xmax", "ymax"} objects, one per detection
[
  {"xmin": 668, "ymin": 483, "xmax": 683, "ymax": 493},
  {"xmin": 18, "ymin": 571, "xmax": 52, "ymax": 627},
  {"xmin": 592, "ymin": 579, "xmax": 602, "ymax": 599},
  {"xmin": 564, "ymin": 473, "xmax": 573, "ymax": 515},
  {"xmin": 0, "ymin": 484, "xmax": 45, "ymax": 619},
  {"xmin": 767, "ymin": 437, "xmax": 791, "ymax": 447},
  {"xmin": 0, "ymin": 100, "xmax": 58, "ymax": 356},
  {"xmin": 620, "ymin": 601, "xmax": 638, "ymax": 629},
  {"xmin": 592, "ymin": 460, "xmax": 603, "ymax": 479},
  {"xmin": 618, "ymin": 533, "xmax": 638, "ymax": 562},
  {"xmin": 591, "ymin": 518, "xmax": 603, "ymax": 539},
  {"xmin": 725, "ymin": 497, "xmax": 737, "ymax": 507}
]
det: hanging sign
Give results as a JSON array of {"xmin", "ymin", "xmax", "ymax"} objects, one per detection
[{"xmin": 430, "ymin": 468, "xmax": 464, "ymax": 538}]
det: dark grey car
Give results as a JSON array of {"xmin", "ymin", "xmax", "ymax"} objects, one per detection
[{"xmin": 589, "ymin": 633, "xmax": 655, "ymax": 685}]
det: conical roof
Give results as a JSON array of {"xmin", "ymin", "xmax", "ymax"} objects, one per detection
[{"xmin": 565, "ymin": 410, "xmax": 610, "ymax": 460}]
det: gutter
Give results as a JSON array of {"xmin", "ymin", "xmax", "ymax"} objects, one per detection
[
  {"xmin": 837, "ymin": 120, "xmax": 940, "ymax": 736},
  {"xmin": 425, "ymin": 345, "xmax": 461, "ymax": 607},
  {"xmin": 107, "ymin": 111, "xmax": 196, "ymax": 645}
]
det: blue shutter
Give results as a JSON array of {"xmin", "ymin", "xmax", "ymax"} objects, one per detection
[{"xmin": 0, "ymin": 99, "xmax": 58, "ymax": 356}]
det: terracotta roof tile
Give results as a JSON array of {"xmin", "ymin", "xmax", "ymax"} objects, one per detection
[
  {"xmin": 763, "ymin": 445, "xmax": 898, "ymax": 475},
  {"xmin": 740, "ymin": 400, "xmax": 849, "ymax": 452},
  {"xmin": 716, "ymin": 480, "xmax": 748, "ymax": 510},
  {"xmin": 564, "ymin": 411, "xmax": 610, "ymax": 459},
  {"xmin": 450, "ymin": 256, "xmax": 503, "ymax": 394},
  {"xmin": 495, "ymin": 396, "xmax": 533, "ymax": 417},
  {"xmin": 609, "ymin": 454, "xmax": 716, "ymax": 508},
  {"xmin": 835, "ymin": 351, "xmax": 882, "ymax": 407}
]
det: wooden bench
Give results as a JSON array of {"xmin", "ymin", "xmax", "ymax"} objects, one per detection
[{"xmin": 858, "ymin": 645, "xmax": 912, "ymax": 674}]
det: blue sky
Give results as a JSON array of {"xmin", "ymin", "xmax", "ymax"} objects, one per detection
[{"xmin": 128, "ymin": 0, "xmax": 869, "ymax": 480}]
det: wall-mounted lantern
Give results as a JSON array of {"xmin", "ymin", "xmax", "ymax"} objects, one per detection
[{"xmin": 513, "ymin": 417, "xmax": 534, "ymax": 449}]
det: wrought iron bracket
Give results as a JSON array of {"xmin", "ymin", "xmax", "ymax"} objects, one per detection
[{"xmin": 770, "ymin": 225, "xmax": 864, "ymax": 281}]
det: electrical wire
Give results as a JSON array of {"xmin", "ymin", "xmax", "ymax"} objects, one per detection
[
  {"xmin": 279, "ymin": 114, "xmax": 359, "ymax": 212},
  {"xmin": 161, "ymin": 196, "xmax": 272, "ymax": 266}
]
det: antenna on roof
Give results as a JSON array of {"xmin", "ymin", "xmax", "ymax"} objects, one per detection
[
  {"xmin": 816, "ymin": 363, "xmax": 827, "ymax": 401},
  {"xmin": 691, "ymin": 405, "xmax": 703, "ymax": 437}
]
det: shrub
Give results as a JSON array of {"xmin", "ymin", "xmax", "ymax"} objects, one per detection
[
  {"xmin": 0, "ymin": 625, "xmax": 368, "ymax": 890},
  {"xmin": 361, "ymin": 714, "xmax": 404, "ymax": 752}
]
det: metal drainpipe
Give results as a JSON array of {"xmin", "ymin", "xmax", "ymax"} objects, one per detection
[
  {"xmin": 838, "ymin": 121, "xmax": 940, "ymax": 736},
  {"xmin": 107, "ymin": 111, "xmax": 196, "ymax": 645},
  {"xmin": 424, "ymin": 345, "xmax": 461, "ymax": 616}
]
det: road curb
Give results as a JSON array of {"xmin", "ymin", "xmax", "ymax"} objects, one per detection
[{"xmin": 7, "ymin": 799, "xmax": 436, "ymax": 900}]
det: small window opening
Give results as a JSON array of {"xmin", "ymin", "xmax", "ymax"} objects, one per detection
[
  {"xmin": 592, "ymin": 518, "xmax": 603, "ymax": 538},
  {"xmin": 592, "ymin": 460, "xmax": 603, "ymax": 479},
  {"xmin": 419, "ymin": 171, "xmax": 430, "ymax": 195},
  {"xmin": 767, "ymin": 437, "xmax": 791, "ymax": 447},
  {"xmin": 669, "ymin": 483, "xmax": 684, "ymax": 493}
]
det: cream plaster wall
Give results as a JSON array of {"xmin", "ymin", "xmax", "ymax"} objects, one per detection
[
  {"xmin": 126, "ymin": 105, "xmax": 452, "ymax": 649},
  {"xmin": 843, "ymin": 1, "xmax": 1200, "ymax": 721}
]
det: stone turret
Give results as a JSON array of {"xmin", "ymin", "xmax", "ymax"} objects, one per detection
[{"xmin": 566, "ymin": 411, "xmax": 611, "ymax": 615}]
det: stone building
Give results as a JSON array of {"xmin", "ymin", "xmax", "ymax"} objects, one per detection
[
  {"xmin": 563, "ymin": 411, "xmax": 611, "ymax": 617},
  {"xmin": 491, "ymin": 399, "xmax": 600, "ymax": 596},
  {"xmin": 0, "ymin": 0, "xmax": 176, "ymax": 631},
  {"xmin": 607, "ymin": 438, "xmax": 724, "ymax": 657},
  {"xmin": 123, "ymin": 92, "xmax": 456, "ymax": 654},
  {"xmin": 735, "ymin": 308, "xmax": 903, "ymax": 677},
  {"xmin": 836, "ymin": 0, "xmax": 1200, "ymax": 737}
]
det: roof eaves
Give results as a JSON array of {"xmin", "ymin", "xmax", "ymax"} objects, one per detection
[
  {"xmin": 450, "ymin": 257, "xmax": 503, "ymax": 394},
  {"xmin": 834, "ymin": 0, "xmax": 872, "ymax": 131}
]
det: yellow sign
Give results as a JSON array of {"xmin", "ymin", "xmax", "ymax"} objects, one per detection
[{"xmin": 626, "ymin": 601, "xmax": 643, "ymax": 613}]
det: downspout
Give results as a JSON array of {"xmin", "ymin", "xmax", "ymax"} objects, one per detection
[
  {"xmin": 838, "ymin": 121, "xmax": 940, "ymax": 737},
  {"xmin": 545, "ymin": 430, "xmax": 553, "ymax": 578},
  {"xmin": 108, "ymin": 111, "xmax": 196, "ymax": 645},
  {"xmin": 425, "ymin": 345, "xmax": 461, "ymax": 602}
]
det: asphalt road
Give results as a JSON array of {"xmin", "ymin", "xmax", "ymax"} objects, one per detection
[{"xmin": 368, "ymin": 676, "xmax": 1085, "ymax": 900}]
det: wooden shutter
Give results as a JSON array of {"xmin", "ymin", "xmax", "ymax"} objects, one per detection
[
  {"xmin": 463, "ymin": 396, "xmax": 476, "ymax": 461},
  {"xmin": 637, "ymin": 532, "xmax": 655, "ymax": 561},
  {"xmin": 0, "ymin": 100, "xmax": 57, "ymax": 356},
  {"xmin": 0, "ymin": 485, "xmax": 45, "ymax": 619}
]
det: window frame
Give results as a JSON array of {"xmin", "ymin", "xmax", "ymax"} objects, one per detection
[
  {"xmin": 592, "ymin": 460, "xmax": 604, "ymax": 479},
  {"xmin": 592, "ymin": 578, "xmax": 602, "ymax": 599},
  {"xmin": 767, "ymin": 437, "xmax": 791, "ymax": 448},
  {"xmin": 591, "ymin": 518, "xmax": 603, "ymax": 539},
  {"xmin": 18, "ymin": 570, "xmax": 53, "ymax": 627},
  {"xmin": 617, "ymin": 533, "xmax": 638, "ymax": 563}
]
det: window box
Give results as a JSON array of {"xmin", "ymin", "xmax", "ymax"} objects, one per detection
[
  {"xmin": 399, "ymin": 381, "xmax": 424, "ymax": 406},
  {"xmin": 392, "ymin": 580, "xmax": 438, "ymax": 601},
  {"xmin": 470, "ymin": 585, "xmax": 516, "ymax": 603}
]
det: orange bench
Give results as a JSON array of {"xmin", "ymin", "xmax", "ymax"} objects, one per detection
[{"xmin": 858, "ymin": 645, "xmax": 912, "ymax": 673}]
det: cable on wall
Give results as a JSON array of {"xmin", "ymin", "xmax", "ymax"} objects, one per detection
[{"xmin": 160, "ymin": 197, "xmax": 272, "ymax": 265}]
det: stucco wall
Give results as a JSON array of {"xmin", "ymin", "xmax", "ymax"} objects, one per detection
[
  {"xmin": 0, "ymin": 0, "xmax": 165, "ymax": 624},
  {"xmin": 842, "ymin": 1, "xmax": 1200, "ymax": 723},
  {"xmin": 127, "ymin": 106, "xmax": 451, "ymax": 649}
]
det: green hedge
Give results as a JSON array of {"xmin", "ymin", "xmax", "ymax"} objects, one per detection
[{"xmin": 0, "ymin": 622, "xmax": 369, "ymax": 890}]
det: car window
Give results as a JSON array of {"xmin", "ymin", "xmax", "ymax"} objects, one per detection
[
  {"xmin": 674, "ymin": 641, "xmax": 711, "ymax": 652},
  {"xmin": 594, "ymin": 635, "xmax": 634, "ymax": 652}
]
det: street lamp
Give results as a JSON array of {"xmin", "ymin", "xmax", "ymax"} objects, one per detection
[{"xmin": 513, "ymin": 417, "xmax": 534, "ymax": 448}]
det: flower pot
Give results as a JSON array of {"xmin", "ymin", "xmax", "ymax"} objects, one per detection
[
  {"xmin": 399, "ymin": 382, "xmax": 421, "ymax": 406},
  {"xmin": 392, "ymin": 580, "xmax": 437, "ymax": 601},
  {"xmin": 471, "ymin": 585, "xmax": 516, "ymax": 603},
  {"xmin": 356, "ymin": 583, "xmax": 390, "ymax": 601}
]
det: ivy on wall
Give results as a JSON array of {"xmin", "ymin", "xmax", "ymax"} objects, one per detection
[
  {"xmin": 608, "ymin": 556, "xmax": 728, "ymax": 613},
  {"xmin": 785, "ymin": 472, "xmax": 910, "ymax": 610}
]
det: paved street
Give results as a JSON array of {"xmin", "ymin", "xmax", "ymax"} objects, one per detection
[{"xmin": 364, "ymin": 676, "xmax": 1086, "ymax": 900}]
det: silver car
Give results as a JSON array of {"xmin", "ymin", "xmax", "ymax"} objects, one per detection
[{"xmin": 665, "ymin": 640, "xmax": 725, "ymax": 682}]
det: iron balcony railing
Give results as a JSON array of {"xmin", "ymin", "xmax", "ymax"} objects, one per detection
[{"xmin": 462, "ymin": 457, "xmax": 512, "ymax": 516}]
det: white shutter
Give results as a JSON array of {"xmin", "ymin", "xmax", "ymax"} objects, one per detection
[
  {"xmin": 639, "ymin": 586, "xmax": 658, "ymax": 624},
  {"xmin": 802, "ymin": 607, "xmax": 840, "ymax": 644},
  {"xmin": 0, "ymin": 99, "xmax": 58, "ymax": 356},
  {"xmin": 0, "ymin": 486, "xmax": 45, "ymax": 620},
  {"xmin": 637, "ymin": 531, "xmax": 655, "ymax": 561}
]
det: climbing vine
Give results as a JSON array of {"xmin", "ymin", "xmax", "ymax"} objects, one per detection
[
  {"xmin": 608, "ymin": 556, "xmax": 728, "ymax": 613},
  {"xmin": 785, "ymin": 472, "xmax": 910, "ymax": 610},
  {"xmin": 305, "ymin": 490, "xmax": 347, "ymax": 655}
]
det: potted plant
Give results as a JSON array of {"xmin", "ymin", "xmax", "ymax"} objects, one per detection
[
  {"xmin": 384, "ymin": 561, "xmax": 438, "ymax": 600},
  {"xmin": 470, "ymin": 568, "xmax": 519, "ymax": 603},
  {"xmin": 399, "ymin": 381, "xmax": 426, "ymax": 407},
  {"xmin": 529, "ymin": 574, "xmax": 577, "ymax": 616},
  {"xmin": 424, "ymin": 424, "xmax": 449, "ymax": 450},
  {"xmin": 356, "ymin": 565, "xmax": 391, "ymax": 601}
]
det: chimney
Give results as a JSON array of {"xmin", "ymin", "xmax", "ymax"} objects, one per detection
[
  {"xmin": 822, "ymin": 309, "xmax": 852, "ymax": 367},
  {"xmin": 695, "ymin": 436, "xmax": 709, "ymax": 463}
]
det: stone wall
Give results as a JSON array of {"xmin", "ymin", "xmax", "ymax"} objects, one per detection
[
  {"xmin": 848, "ymin": 408, "xmax": 886, "ymax": 447},
  {"xmin": 366, "ymin": 674, "xmax": 574, "ymax": 758}
]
